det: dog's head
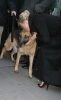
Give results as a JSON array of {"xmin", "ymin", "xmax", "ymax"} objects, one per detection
[{"xmin": 18, "ymin": 30, "xmax": 31, "ymax": 47}]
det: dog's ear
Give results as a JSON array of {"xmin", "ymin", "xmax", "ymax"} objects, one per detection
[{"xmin": 13, "ymin": 29, "xmax": 22, "ymax": 40}]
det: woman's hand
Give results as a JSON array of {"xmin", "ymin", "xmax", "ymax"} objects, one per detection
[
  {"xmin": 29, "ymin": 32, "xmax": 37, "ymax": 40},
  {"xmin": 11, "ymin": 11, "xmax": 16, "ymax": 16}
]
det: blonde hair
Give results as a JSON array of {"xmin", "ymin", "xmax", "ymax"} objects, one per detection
[{"xmin": 18, "ymin": 10, "xmax": 30, "ymax": 25}]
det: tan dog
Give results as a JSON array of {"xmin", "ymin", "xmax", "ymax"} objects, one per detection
[
  {"xmin": 14, "ymin": 30, "xmax": 36, "ymax": 78},
  {"xmin": 0, "ymin": 30, "xmax": 36, "ymax": 78},
  {"xmin": 0, "ymin": 29, "xmax": 21, "ymax": 62}
]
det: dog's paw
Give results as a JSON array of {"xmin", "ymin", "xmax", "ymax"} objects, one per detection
[
  {"xmin": 29, "ymin": 74, "xmax": 32, "ymax": 78},
  {"xmin": 29, "ymin": 69, "xmax": 32, "ymax": 78},
  {"xmin": 14, "ymin": 70, "xmax": 19, "ymax": 73},
  {"xmin": 12, "ymin": 59, "xmax": 15, "ymax": 62},
  {"xmin": 0, "ymin": 56, "xmax": 3, "ymax": 60},
  {"xmin": 11, "ymin": 56, "xmax": 15, "ymax": 62}
]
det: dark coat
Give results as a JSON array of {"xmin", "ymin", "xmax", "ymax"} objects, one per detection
[
  {"xmin": 28, "ymin": 14, "xmax": 61, "ymax": 87},
  {"xmin": 19, "ymin": 0, "xmax": 39, "ymax": 14},
  {"xmin": 19, "ymin": 0, "xmax": 55, "ymax": 14},
  {"xmin": 0, "ymin": 0, "xmax": 16, "ymax": 25},
  {"xmin": 0, "ymin": 0, "xmax": 16, "ymax": 54},
  {"xmin": 13, "ymin": 0, "xmax": 25, "ymax": 17}
]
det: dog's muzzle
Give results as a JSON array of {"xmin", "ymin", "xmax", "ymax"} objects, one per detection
[{"xmin": 18, "ymin": 40, "xmax": 29, "ymax": 47}]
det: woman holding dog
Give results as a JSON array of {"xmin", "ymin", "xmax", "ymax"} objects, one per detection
[
  {"xmin": 17, "ymin": 0, "xmax": 55, "ymax": 69},
  {"xmin": 18, "ymin": 10, "xmax": 61, "ymax": 89}
]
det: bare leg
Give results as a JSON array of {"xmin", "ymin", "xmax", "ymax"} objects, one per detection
[{"xmin": 39, "ymin": 81, "xmax": 44, "ymax": 86}]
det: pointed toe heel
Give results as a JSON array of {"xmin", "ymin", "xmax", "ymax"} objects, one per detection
[{"xmin": 38, "ymin": 83, "xmax": 49, "ymax": 90}]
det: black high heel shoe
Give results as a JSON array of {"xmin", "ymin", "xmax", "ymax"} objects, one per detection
[{"xmin": 38, "ymin": 83, "xmax": 49, "ymax": 90}]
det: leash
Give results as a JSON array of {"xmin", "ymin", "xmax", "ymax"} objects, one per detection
[
  {"xmin": 11, "ymin": 14, "xmax": 22, "ymax": 42},
  {"xmin": 11, "ymin": 13, "xmax": 18, "ymax": 42}
]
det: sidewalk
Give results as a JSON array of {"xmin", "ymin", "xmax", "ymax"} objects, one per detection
[{"xmin": 0, "ymin": 52, "xmax": 61, "ymax": 100}]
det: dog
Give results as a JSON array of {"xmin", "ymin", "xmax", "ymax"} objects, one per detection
[
  {"xmin": 0, "ymin": 30, "xmax": 36, "ymax": 78},
  {"xmin": 0, "ymin": 29, "xmax": 21, "ymax": 62},
  {"xmin": 14, "ymin": 30, "xmax": 36, "ymax": 78}
]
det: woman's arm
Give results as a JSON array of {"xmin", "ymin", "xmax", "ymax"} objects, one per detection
[{"xmin": 33, "ymin": 16, "xmax": 51, "ymax": 43}]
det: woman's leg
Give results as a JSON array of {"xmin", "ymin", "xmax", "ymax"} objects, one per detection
[
  {"xmin": 38, "ymin": 81, "xmax": 44, "ymax": 86},
  {"xmin": 38, "ymin": 81, "xmax": 49, "ymax": 90}
]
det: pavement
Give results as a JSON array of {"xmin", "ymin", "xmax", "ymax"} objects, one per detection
[{"xmin": 0, "ymin": 52, "xmax": 61, "ymax": 100}]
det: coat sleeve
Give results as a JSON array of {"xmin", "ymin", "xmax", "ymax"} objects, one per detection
[
  {"xmin": 7, "ymin": 0, "xmax": 16, "ymax": 11},
  {"xmin": 33, "ymin": 16, "xmax": 51, "ymax": 43}
]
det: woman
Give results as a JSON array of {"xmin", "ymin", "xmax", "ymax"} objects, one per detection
[
  {"xmin": 18, "ymin": 0, "xmax": 55, "ymax": 69},
  {"xmin": 18, "ymin": 10, "xmax": 61, "ymax": 88}
]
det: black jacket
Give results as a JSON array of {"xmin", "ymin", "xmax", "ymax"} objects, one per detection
[
  {"xmin": 0, "ymin": 0, "xmax": 16, "ymax": 25},
  {"xmin": 30, "ymin": 14, "xmax": 61, "ymax": 86},
  {"xmin": 28, "ymin": 14, "xmax": 61, "ymax": 43},
  {"xmin": 19, "ymin": 0, "xmax": 39, "ymax": 14},
  {"xmin": 19, "ymin": 0, "xmax": 55, "ymax": 14},
  {"xmin": 13, "ymin": 0, "xmax": 24, "ymax": 17}
]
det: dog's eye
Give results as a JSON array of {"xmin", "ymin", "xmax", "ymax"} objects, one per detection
[{"xmin": 24, "ymin": 35, "xmax": 28, "ymax": 39}]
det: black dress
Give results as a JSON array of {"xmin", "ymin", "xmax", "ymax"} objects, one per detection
[{"xmin": 28, "ymin": 14, "xmax": 61, "ymax": 87}]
